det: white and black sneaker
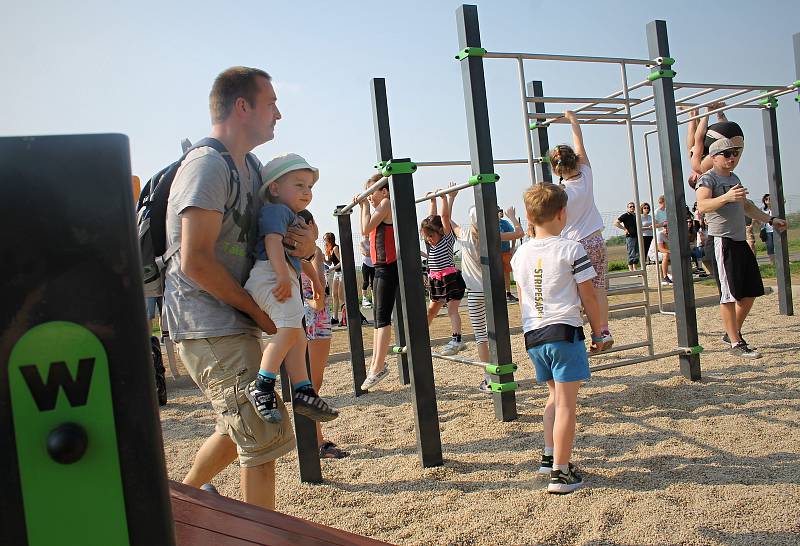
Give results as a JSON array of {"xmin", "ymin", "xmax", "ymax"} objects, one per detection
[
  {"xmin": 537, "ymin": 453, "xmax": 554, "ymax": 475},
  {"xmin": 293, "ymin": 386, "xmax": 339, "ymax": 422},
  {"xmin": 245, "ymin": 380, "xmax": 282, "ymax": 423},
  {"xmin": 547, "ymin": 463, "xmax": 583, "ymax": 494},
  {"xmin": 730, "ymin": 341, "xmax": 761, "ymax": 359},
  {"xmin": 722, "ymin": 332, "xmax": 756, "ymax": 350}
]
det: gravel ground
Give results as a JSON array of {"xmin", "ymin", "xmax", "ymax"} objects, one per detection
[{"xmin": 160, "ymin": 292, "xmax": 800, "ymax": 545}]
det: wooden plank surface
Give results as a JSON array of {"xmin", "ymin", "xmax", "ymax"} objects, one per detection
[{"xmin": 169, "ymin": 481, "xmax": 392, "ymax": 546}]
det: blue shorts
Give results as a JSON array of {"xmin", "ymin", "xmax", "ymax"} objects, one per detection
[{"xmin": 526, "ymin": 331, "xmax": 591, "ymax": 383}]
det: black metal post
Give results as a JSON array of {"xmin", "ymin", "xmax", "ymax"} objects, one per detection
[
  {"xmin": 457, "ymin": 4, "xmax": 518, "ymax": 421},
  {"xmin": 370, "ymin": 78, "xmax": 443, "ymax": 468},
  {"xmin": 527, "ymin": 80, "xmax": 553, "ymax": 184},
  {"xmin": 292, "ymin": 336, "xmax": 323, "ymax": 483},
  {"xmin": 762, "ymin": 107, "xmax": 793, "ymax": 316},
  {"xmin": 393, "ymin": 293, "xmax": 411, "ymax": 384},
  {"xmin": 336, "ymin": 210, "xmax": 368, "ymax": 394},
  {"xmin": 647, "ymin": 20, "xmax": 701, "ymax": 381}
]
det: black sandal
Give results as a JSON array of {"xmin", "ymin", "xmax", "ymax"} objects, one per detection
[{"xmin": 319, "ymin": 441, "xmax": 350, "ymax": 459}]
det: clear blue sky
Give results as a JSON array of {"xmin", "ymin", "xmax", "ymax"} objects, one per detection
[{"xmin": 3, "ymin": 0, "xmax": 799, "ymax": 238}]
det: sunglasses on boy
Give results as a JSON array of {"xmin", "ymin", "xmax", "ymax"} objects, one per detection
[{"xmin": 715, "ymin": 149, "xmax": 740, "ymax": 159}]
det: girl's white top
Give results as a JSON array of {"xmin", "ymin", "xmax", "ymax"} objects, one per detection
[{"xmin": 560, "ymin": 164, "xmax": 604, "ymax": 241}]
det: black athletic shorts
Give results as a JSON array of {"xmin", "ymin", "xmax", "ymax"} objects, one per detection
[{"xmin": 710, "ymin": 236, "xmax": 764, "ymax": 303}]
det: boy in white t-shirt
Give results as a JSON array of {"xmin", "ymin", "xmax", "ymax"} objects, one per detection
[{"xmin": 511, "ymin": 183, "xmax": 610, "ymax": 494}]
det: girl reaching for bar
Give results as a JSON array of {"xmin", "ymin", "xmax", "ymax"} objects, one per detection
[
  {"xmin": 551, "ymin": 111, "xmax": 613, "ymax": 352},
  {"xmin": 420, "ymin": 183, "xmax": 468, "ymax": 356}
]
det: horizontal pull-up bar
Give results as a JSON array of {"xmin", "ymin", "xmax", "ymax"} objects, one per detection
[
  {"xmin": 415, "ymin": 158, "xmax": 545, "ymax": 167},
  {"xmin": 484, "ymin": 51, "xmax": 655, "ymax": 66},
  {"xmin": 546, "ymin": 118, "xmax": 655, "ymax": 126},
  {"xmin": 333, "ymin": 176, "xmax": 388, "ymax": 216},
  {"xmin": 673, "ymin": 81, "xmax": 787, "ymax": 92},
  {"xmin": 414, "ymin": 180, "xmax": 477, "ymax": 203},
  {"xmin": 526, "ymin": 96, "xmax": 643, "ymax": 105},
  {"xmin": 536, "ymin": 78, "xmax": 651, "ymax": 127},
  {"xmin": 680, "ymin": 87, "xmax": 796, "ymax": 125},
  {"xmin": 630, "ymin": 87, "xmax": 750, "ymax": 122},
  {"xmin": 529, "ymin": 112, "xmax": 631, "ymax": 120}
]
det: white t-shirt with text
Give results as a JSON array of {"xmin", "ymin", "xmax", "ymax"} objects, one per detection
[{"xmin": 511, "ymin": 236, "xmax": 596, "ymax": 333}]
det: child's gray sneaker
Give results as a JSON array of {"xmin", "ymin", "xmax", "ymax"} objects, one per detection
[
  {"xmin": 730, "ymin": 341, "xmax": 761, "ymax": 359},
  {"xmin": 360, "ymin": 367, "xmax": 390, "ymax": 391}
]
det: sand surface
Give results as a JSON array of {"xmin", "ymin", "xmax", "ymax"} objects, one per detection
[{"xmin": 160, "ymin": 292, "xmax": 800, "ymax": 545}]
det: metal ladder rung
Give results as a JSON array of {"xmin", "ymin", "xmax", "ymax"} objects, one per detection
[
  {"xmin": 607, "ymin": 269, "xmax": 646, "ymax": 280},
  {"xmin": 608, "ymin": 299, "xmax": 649, "ymax": 312},
  {"xmin": 589, "ymin": 340, "xmax": 650, "ymax": 357},
  {"xmin": 590, "ymin": 349, "xmax": 689, "ymax": 372},
  {"xmin": 607, "ymin": 284, "xmax": 647, "ymax": 296}
]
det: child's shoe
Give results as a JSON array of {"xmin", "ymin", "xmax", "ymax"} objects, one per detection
[
  {"xmin": 537, "ymin": 453, "xmax": 553, "ymax": 475},
  {"xmin": 245, "ymin": 380, "xmax": 282, "ymax": 423},
  {"xmin": 293, "ymin": 385, "xmax": 339, "ymax": 422},
  {"xmin": 547, "ymin": 463, "xmax": 583, "ymax": 494}
]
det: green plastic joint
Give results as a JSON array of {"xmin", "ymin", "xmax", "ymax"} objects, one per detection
[
  {"xmin": 455, "ymin": 47, "xmax": 487, "ymax": 61},
  {"xmin": 529, "ymin": 121, "xmax": 544, "ymax": 130},
  {"xmin": 792, "ymin": 80, "xmax": 800, "ymax": 88},
  {"xmin": 759, "ymin": 95, "xmax": 779, "ymax": 108},
  {"xmin": 390, "ymin": 345, "xmax": 407, "ymax": 354},
  {"xmin": 658, "ymin": 56, "xmax": 676, "ymax": 66},
  {"xmin": 488, "ymin": 381, "xmax": 518, "ymax": 393},
  {"xmin": 683, "ymin": 345, "xmax": 704, "ymax": 355},
  {"xmin": 484, "ymin": 363, "xmax": 517, "ymax": 376},
  {"xmin": 468, "ymin": 173, "xmax": 500, "ymax": 186},
  {"xmin": 648, "ymin": 69, "xmax": 677, "ymax": 82},
  {"xmin": 539, "ymin": 155, "xmax": 551, "ymax": 164},
  {"xmin": 795, "ymin": 95, "xmax": 800, "ymax": 103},
  {"xmin": 374, "ymin": 161, "xmax": 388, "ymax": 170},
  {"xmin": 380, "ymin": 160, "xmax": 417, "ymax": 177}
]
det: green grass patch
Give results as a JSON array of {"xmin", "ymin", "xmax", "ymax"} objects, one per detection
[
  {"xmin": 758, "ymin": 261, "xmax": 800, "ymax": 279},
  {"xmin": 608, "ymin": 260, "xmax": 627, "ymax": 272}
]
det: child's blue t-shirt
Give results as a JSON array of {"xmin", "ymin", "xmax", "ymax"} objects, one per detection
[{"xmin": 255, "ymin": 202, "xmax": 301, "ymax": 274}]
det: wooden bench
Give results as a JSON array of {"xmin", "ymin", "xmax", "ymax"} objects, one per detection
[{"xmin": 170, "ymin": 481, "xmax": 392, "ymax": 546}]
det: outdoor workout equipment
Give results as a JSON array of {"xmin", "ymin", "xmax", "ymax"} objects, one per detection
[
  {"xmin": 0, "ymin": 134, "xmax": 175, "ymax": 544},
  {"xmin": 456, "ymin": 7, "xmax": 704, "ymax": 379}
]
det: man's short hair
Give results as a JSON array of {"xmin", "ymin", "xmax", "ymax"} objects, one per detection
[
  {"xmin": 210, "ymin": 67, "xmax": 271, "ymax": 123},
  {"xmin": 523, "ymin": 183, "xmax": 568, "ymax": 225}
]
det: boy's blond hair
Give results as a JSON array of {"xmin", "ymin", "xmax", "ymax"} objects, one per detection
[{"xmin": 523, "ymin": 183, "xmax": 568, "ymax": 228}]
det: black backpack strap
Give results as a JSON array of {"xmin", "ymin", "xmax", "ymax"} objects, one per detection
[{"xmin": 190, "ymin": 138, "xmax": 244, "ymax": 214}]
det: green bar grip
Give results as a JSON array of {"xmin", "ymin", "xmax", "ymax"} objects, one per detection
[
  {"xmin": 484, "ymin": 363, "xmax": 517, "ymax": 375},
  {"xmin": 659, "ymin": 56, "xmax": 676, "ymax": 66},
  {"xmin": 381, "ymin": 160, "xmax": 417, "ymax": 177},
  {"xmin": 390, "ymin": 345, "xmax": 406, "ymax": 354},
  {"xmin": 648, "ymin": 69, "xmax": 677, "ymax": 81},
  {"xmin": 488, "ymin": 381, "xmax": 518, "ymax": 393},
  {"xmin": 455, "ymin": 47, "xmax": 487, "ymax": 61},
  {"xmin": 468, "ymin": 173, "xmax": 499, "ymax": 185}
]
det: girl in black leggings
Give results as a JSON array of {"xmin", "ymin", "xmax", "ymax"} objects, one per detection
[{"xmin": 356, "ymin": 174, "xmax": 398, "ymax": 391}]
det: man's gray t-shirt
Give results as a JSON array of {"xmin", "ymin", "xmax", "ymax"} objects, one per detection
[
  {"xmin": 163, "ymin": 147, "xmax": 262, "ymax": 340},
  {"xmin": 697, "ymin": 170, "xmax": 746, "ymax": 241}
]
